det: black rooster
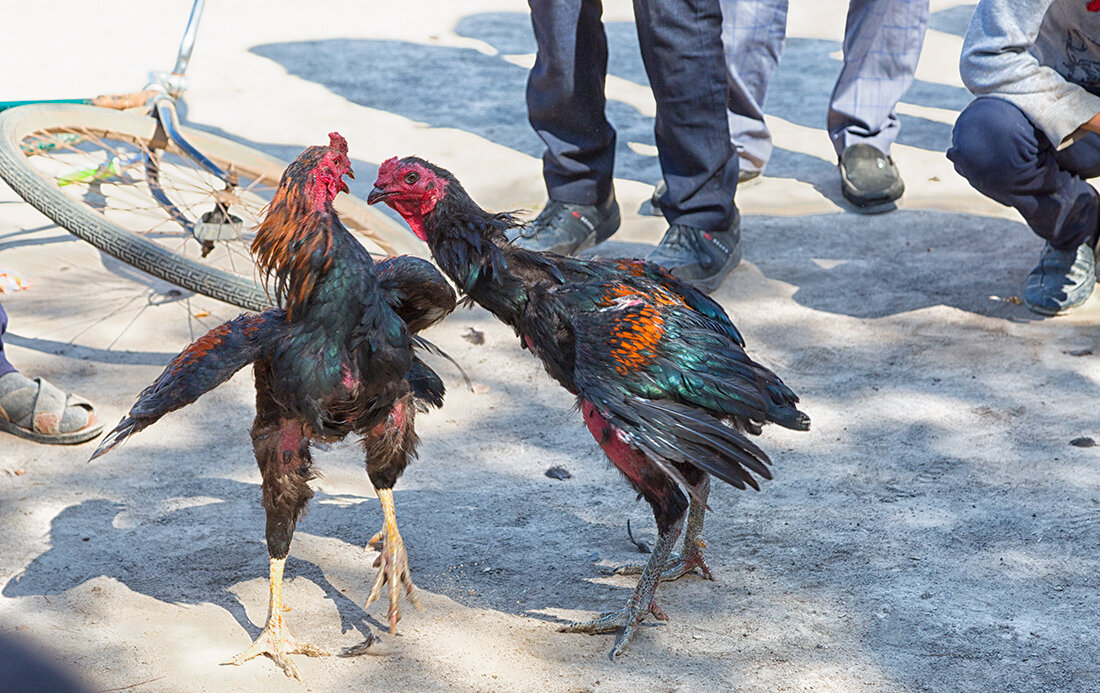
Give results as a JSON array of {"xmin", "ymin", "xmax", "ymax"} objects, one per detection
[
  {"xmin": 91, "ymin": 136, "xmax": 456, "ymax": 679},
  {"xmin": 368, "ymin": 157, "xmax": 809, "ymax": 658}
]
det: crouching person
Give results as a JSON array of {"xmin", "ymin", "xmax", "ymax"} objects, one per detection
[{"xmin": 947, "ymin": 1, "xmax": 1100, "ymax": 316}]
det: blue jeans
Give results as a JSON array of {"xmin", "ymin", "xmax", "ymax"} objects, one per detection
[
  {"xmin": 948, "ymin": 97, "xmax": 1100, "ymax": 251},
  {"xmin": 0, "ymin": 301, "xmax": 13, "ymax": 378},
  {"xmin": 721, "ymin": 0, "xmax": 929, "ymax": 173},
  {"xmin": 527, "ymin": 0, "xmax": 738, "ymax": 232}
]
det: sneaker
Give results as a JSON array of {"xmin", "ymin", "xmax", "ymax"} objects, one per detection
[
  {"xmin": 1024, "ymin": 240, "xmax": 1099, "ymax": 316},
  {"xmin": 507, "ymin": 195, "xmax": 620, "ymax": 255},
  {"xmin": 839, "ymin": 143, "xmax": 904, "ymax": 212},
  {"xmin": 650, "ymin": 170, "xmax": 762, "ymax": 212},
  {"xmin": 645, "ymin": 220, "xmax": 742, "ymax": 293}
]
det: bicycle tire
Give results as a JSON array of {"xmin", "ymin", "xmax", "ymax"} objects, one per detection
[{"xmin": 0, "ymin": 103, "xmax": 423, "ymax": 311}]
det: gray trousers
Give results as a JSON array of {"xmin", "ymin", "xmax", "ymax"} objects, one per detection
[{"xmin": 722, "ymin": 0, "xmax": 929, "ymax": 174}]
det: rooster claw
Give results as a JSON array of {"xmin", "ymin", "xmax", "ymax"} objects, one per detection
[
  {"xmin": 559, "ymin": 600, "xmax": 667, "ymax": 658},
  {"xmin": 339, "ymin": 632, "xmax": 379, "ymax": 657},
  {"xmin": 223, "ymin": 625, "xmax": 328, "ymax": 680},
  {"xmin": 613, "ymin": 547, "xmax": 714, "ymax": 582},
  {"xmin": 365, "ymin": 520, "xmax": 421, "ymax": 634}
]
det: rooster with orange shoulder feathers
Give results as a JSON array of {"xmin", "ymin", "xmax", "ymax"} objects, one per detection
[
  {"xmin": 369, "ymin": 156, "xmax": 810, "ymax": 659},
  {"xmin": 91, "ymin": 135, "xmax": 456, "ymax": 679}
]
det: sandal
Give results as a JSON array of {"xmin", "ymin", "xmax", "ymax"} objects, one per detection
[{"xmin": 0, "ymin": 372, "xmax": 104, "ymax": 445}]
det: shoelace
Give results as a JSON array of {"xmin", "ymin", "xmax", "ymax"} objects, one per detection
[
  {"xmin": 659, "ymin": 226, "xmax": 715, "ymax": 269},
  {"xmin": 517, "ymin": 201, "xmax": 570, "ymax": 239}
]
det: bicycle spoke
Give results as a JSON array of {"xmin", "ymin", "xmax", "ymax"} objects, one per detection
[
  {"xmin": 63, "ymin": 290, "xmax": 149, "ymax": 344},
  {"xmin": 25, "ymin": 125, "xmax": 278, "ymax": 285},
  {"xmin": 104, "ymin": 297, "xmax": 156, "ymax": 350}
]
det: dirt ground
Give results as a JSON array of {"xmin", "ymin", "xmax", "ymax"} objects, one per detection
[{"xmin": 2, "ymin": 1, "xmax": 1099, "ymax": 691}]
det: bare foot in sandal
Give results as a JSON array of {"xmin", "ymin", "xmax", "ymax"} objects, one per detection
[{"xmin": 0, "ymin": 371, "xmax": 104, "ymax": 445}]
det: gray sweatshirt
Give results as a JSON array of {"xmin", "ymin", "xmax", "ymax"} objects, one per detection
[{"xmin": 961, "ymin": 0, "xmax": 1100, "ymax": 146}]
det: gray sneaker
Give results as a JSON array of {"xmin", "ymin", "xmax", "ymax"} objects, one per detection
[
  {"xmin": 839, "ymin": 143, "xmax": 904, "ymax": 213},
  {"xmin": 1024, "ymin": 240, "xmax": 1099, "ymax": 316},
  {"xmin": 507, "ymin": 195, "xmax": 620, "ymax": 255},
  {"xmin": 645, "ymin": 220, "xmax": 742, "ymax": 293}
]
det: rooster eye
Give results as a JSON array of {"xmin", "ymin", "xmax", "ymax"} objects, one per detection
[{"xmin": 404, "ymin": 172, "xmax": 419, "ymax": 185}]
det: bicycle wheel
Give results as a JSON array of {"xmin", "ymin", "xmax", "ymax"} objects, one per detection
[{"xmin": 0, "ymin": 103, "xmax": 423, "ymax": 311}]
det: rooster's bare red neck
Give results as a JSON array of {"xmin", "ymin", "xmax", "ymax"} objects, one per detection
[{"xmin": 390, "ymin": 199, "xmax": 435, "ymax": 241}]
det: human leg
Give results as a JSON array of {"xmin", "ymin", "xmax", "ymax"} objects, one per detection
[
  {"xmin": 948, "ymin": 97, "xmax": 1100, "ymax": 314},
  {"xmin": 721, "ymin": 0, "xmax": 789, "ymax": 177},
  {"xmin": 827, "ymin": 0, "xmax": 929, "ymax": 155},
  {"xmin": 514, "ymin": 0, "xmax": 621, "ymax": 254},
  {"xmin": 635, "ymin": 0, "xmax": 742, "ymax": 291},
  {"xmin": 0, "ymin": 301, "xmax": 13, "ymax": 379},
  {"xmin": 829, "ymin": 0, "xmax": 929, "ymax": 209},
  {"xmin": 526, "ymin": 0, "xmax": 616, "ymax": 206}
]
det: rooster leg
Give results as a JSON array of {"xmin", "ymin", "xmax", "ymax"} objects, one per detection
[
  {"xmin": 364, "ymin": 487, "xmax": 421, "ymax": 633},
  {"xmin": 228, "ymin": 398, "xmax": 328, "ymax": 679},
  {"xmin": 362, "ymin": 394, "xmax": 422, "ymax": 634},
  {"xmin": 223, "ymin": 557, "xmax": 328, "ymax": 680},
  {"xmin": 614, "ymin": 476, "xmax": 715, "ymax": 581},
  {"xmin": 560, "ymin": 517, "xmax": 682, "ymax": 659},
  {"xmin": 570, "ymin": 402, "xmax": 693, "ymax": 657}
]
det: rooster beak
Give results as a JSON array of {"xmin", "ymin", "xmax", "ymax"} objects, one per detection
[{"xmin": 367, "ymin": 186, "xmax": 389, "ymax": 205}]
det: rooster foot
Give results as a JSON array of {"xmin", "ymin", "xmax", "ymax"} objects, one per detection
[
  {"xmin": 613, "ymin": 540, "xmax": 714, "ymax": 582},
  {"xmin": 223, "ymin": 622, "xmax": 328, "ymax": 681},
  {"xmin": 365, "ymin": 489, "xmax": 421, "ymax": 634},
  {"xmin": 559, "ymin": 599, "xmax": 668, "ymax": 660}
]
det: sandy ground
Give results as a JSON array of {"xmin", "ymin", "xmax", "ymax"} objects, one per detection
[{"xmin": 2, "ymin": 1, "xmax": 1100, "ymax": 691}]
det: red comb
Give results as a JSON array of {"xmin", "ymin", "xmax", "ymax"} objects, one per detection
[
  {"xmin": 378, "ymin": 156, "xmax": 400, "ymax": 177},
  {"xmin": 327, "ymin": 132, "xmax": 348, "ymax": 153}
]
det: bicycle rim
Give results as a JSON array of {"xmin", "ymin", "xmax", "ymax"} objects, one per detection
[{"xmin": 0, "ymin": 104, "xmax": 423, "ymax": 312}]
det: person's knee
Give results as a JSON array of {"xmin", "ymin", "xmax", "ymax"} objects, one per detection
[{"xmin": 948, "ymin": 98, "xmax": 1033, "ymax": 189}]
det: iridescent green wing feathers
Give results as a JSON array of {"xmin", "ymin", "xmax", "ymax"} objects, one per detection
[{"xmin": 566, "ymin": 281, "xmax": 807, "ymax": 490}]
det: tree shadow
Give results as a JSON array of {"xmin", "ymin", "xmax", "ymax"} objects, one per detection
[
  {"xmin": 2, "ymin": 476, "xmax": 381, "ymax": 642},
  {"xmin": 247, "ymin": 36, "xmax": 658, "ymax": 186},
  {"xmin": 243, "ymin": 6, "xmax": 971, "ymax": 203},
  {"xmin": 727, "ymin": 208, "xmax": 1043, "ymax": 320},
  {"xmin": 5, "ymin": 292, "xmax": 1100, "ymax": 689},
  {"xmin": 3, "ymin": 331, "xmax": 179, "ymax": 367}
]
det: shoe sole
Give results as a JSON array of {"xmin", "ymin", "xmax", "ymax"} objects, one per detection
[
  {"xmin": 844, "ymin": 197, "xmax": 899, "ymax": 215},
  {"xmin": 0, "ymin": 416, "xmax": 104, "ymax": 445},
  {"xmin": 1024, "ymin": 298, "xmax": 1090, "ymax": 317}
]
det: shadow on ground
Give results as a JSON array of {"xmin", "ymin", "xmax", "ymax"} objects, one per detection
[
  {"xmin": 5, "ymin": 261, "xmax": 1100, "ymax": 690},
  {"xmin": 733, "ymin": 209, "xmax": 1040, "ymax": 320},
  {"xmin": 246, "ymin": 6, "xmax": 973, "ymax": 197}
]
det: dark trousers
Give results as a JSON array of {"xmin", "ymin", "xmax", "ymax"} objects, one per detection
[
  {"xmin": 527, "ymin": 0, "xmax": 738, "ymax": 231},
  {"xmin": 0, "ymin": 301, "xmax": 13, "ymax": 378},
  {"xmin": 948, "ymin": 97, "xmax": 1100, "ymax": 251}
]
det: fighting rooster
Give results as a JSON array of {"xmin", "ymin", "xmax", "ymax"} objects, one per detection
[
  {"xmin": 91, "ymin": 135, "xmax": 456, "ymax": 679},
  {"xmin": 369, "ymin": 157, "xmax": 809, "ymax": 658}
]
